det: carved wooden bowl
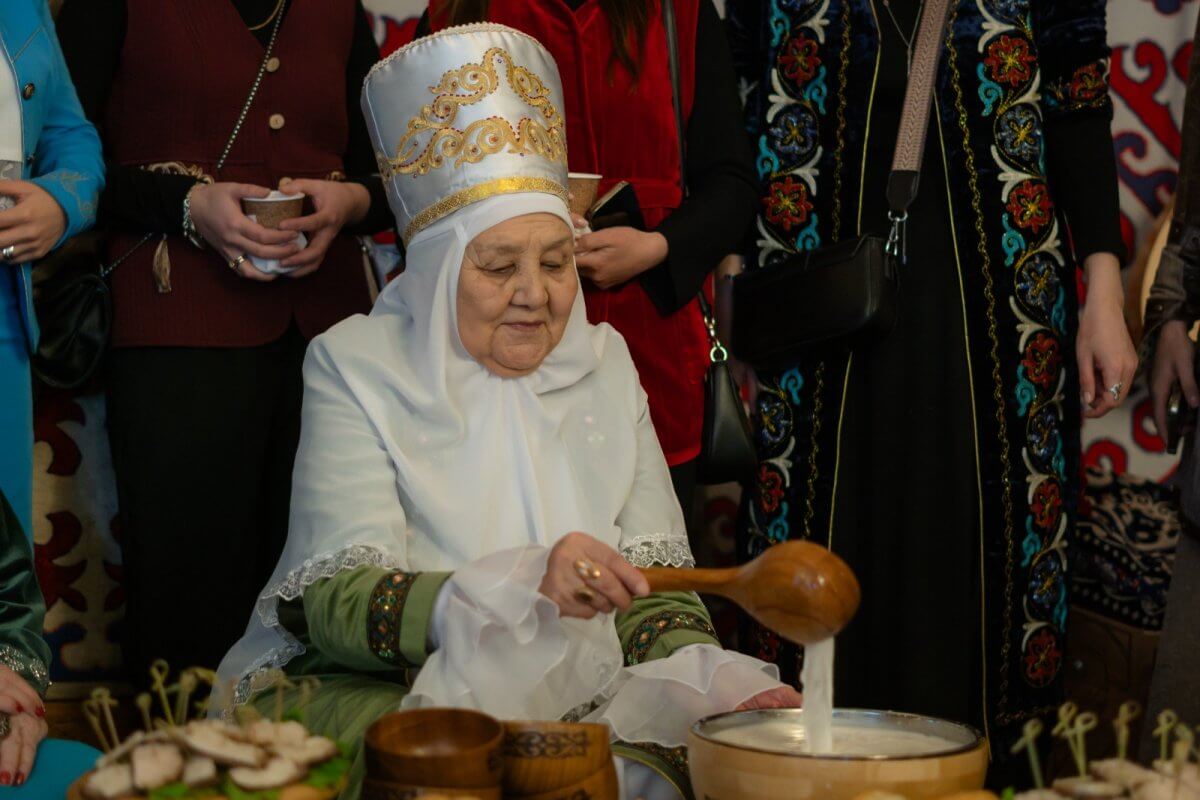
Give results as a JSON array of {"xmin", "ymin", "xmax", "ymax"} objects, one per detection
[
  {"xmin": 501, "ymin": 720, "xmax": 613, "ymax": 797},
  {"xmin": 364, "ymin": 709, "xmax": 504, "ymax": 790},
  {"xmin": 688, "ymin": 709, "xmax": 988, "ymax": 800}
]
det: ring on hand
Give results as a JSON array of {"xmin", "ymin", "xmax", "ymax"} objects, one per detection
[
  {"xmin": 1, "ymin": 245, "xmax": 15, "ymax": 262},
  {"xmin": 0, "ymin": 712, "xmax": 10, "ymax": 740},
  {"xmin": 1109, "ymin": 382, "xmax": 1124, "ymax": 402},
  {"xmin": 229, "ymin": 254, "xmax": 247, "ymax": 273},
  {"xmin": 573, "ymin": 559, "xmax": 601, "ymax": 581},
  {"xmin": 573, "ymin": 587, "xmax": 596, "ymax": 605}
]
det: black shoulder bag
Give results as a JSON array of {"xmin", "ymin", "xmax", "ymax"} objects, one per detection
[
  {"xmin": 729, "ymin": 0, "xmax": 952, "ymax": 371},
  {"xmin": 663, "ymin": 0, "xmax": 757, "ymax": 485}
]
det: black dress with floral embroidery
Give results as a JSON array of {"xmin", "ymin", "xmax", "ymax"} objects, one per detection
[{"xmin": 726, "ymin": 0, "xmax": 1123, "ymax": 779}]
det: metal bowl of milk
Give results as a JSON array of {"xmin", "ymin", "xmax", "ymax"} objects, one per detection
[{"xmin": 688, "ymin": 708, "xmax": 988, "ymax": 800}]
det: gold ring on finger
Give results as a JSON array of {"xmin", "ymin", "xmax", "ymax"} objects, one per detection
[
  {"xmin": 573, "ymin": 587, "xmax": 596, "ymax": 605},
  {"xmin": 1109, "ymin": 382, "xmax": 1123, "ymax": 402},
  {"xmin": 229, "ymin": 254, "xmax": 247, "ymax": 273},
  {"xmin": 574, "ymin": 559, "xmax": 601, "ymax": 581}
]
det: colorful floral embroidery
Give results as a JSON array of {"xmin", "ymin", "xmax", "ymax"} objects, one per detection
[
  {"xmin": 1023, "ymin": 627, "xmax": 1063, "ymax": 688},
  {"xmin": 1045, "ymin": 60, "xmax": 1111, "ymax": 113},
  {"xmin": 779, "ymin": 34, "xmax": 821, "ymax": 86},
  {"xmin": 368, "ymin": 571, "xmax": 418, "ymax": 666},
  {"xmin": 1021, "ymin": 333, "xmax": 1061, "ymax": 389},
  {"xmin": 768, "ymin": 106, "xmax": 820, "ymax": 161},
  {"xmin": 1031, "ymin": 479, "xmax": 1062, "ymax": 532},
  {"xmin": 984, "ymin": 35, "xmax": 1036, "ymax": 87},
  {"xmin": 625, "ymin": 611, "xmax": 717, "ymax": 666},
  {"xmin": 756, "ymin": 463, "xmax": 786, "ymax": 515},
  {"xmin": 974, "ymin": 0, "xmax": 1073, "ymax": 706},
  {"xmin": 763, "ymin": 177, "xmax": 815, "ymax": 231},
  {"xmin": 1006, "ymin": 181, "xmax": 1053, "ymax": 234},
  {"xmin": 996, "ymin": 105, "xmax": 1042, "ymax": 165}
]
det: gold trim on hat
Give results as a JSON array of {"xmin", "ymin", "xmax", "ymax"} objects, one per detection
[
  {"xmin": 380, "ymin": 47, "xmax": 567, "ymax": 179},
  {"xmin": 403, "ymin": 176, "xmax": 568, "ymax": 244}
]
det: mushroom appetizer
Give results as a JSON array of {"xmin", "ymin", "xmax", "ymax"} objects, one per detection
[
  {"xmin": 71, "ymin": 665, "xmax": 348, "ymax": 800},
  {"xmin": 79, "ymin": 718, "xmax": 348, "ymax": 800}
]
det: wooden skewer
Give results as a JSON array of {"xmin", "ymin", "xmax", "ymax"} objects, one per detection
[
  {"xmin": 274, "ymin": 675, "xmax": 296, "ymax": 723},
  {"xmin": 148, "ymin": 660, "xmax": 175, "ymax": 726},
  {"xmin": 638, "ymin": 540, "xmax": 861, "ymax": 646},
  {"xmin": 82, "ymin": 698, "xmax": 111, "ymax": 752},
  {"xmin": 135, "ymin": 693, "xmax": 154, "ymax": 732},
  {"xmin": 1113, "ymin": 701, "xmax": 1142, "ymax": 761},
  {"xmin": 1070, "ymin": 712, "xmax": 1098, "ymax": 777},
  {"xmin": 91, "ymin": 688, "xmax": 121, "ymax": 750},
  {"xmin": 1009, "ymin": 718, "xmax": 1045, "ymax": 788},
  {"xmin": 1172, "ymin": 726, "xmax": 1193, "ymax": 794},
  {"xmin": 175, "ymin": 671, "xmax": 199, "ymax": 725},
  {"xmin": 298, "ymin": 676, "xmax": 321, "ymax": 723},
  {"xmin": 1155, "ymin": 710, "xmax": 1179, "ymax": 762}
]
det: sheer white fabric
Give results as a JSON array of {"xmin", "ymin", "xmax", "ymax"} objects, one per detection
[{"xmin": 213, "ymin": 192, "xmax": 783, "ymax": 762}]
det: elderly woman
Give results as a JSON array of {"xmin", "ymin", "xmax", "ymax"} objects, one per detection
[{"xmin": 216, "ymin": 24, "xmax": 799, "ymax": 800}]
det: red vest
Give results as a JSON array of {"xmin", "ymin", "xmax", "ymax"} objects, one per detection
[
  {"xmin": 104, "ymin": 0, "xmax": 371, "ymax": 348},
  {"xmin": 431, "ymin": 0, "xmax": 707, "ymax": 466}
]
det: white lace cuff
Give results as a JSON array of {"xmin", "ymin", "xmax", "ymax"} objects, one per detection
[{"xmin": 619, "ymin": 534, "xmax": 695, "ymax": 568}]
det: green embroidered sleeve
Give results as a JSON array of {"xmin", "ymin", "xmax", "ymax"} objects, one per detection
[
  {"xmin": 295, "ymin": 566, "xmax": 451, "ymax": 673},
  {"xmin": 616, "ymin": 591, "xmax": 720, "ymax": 666}
]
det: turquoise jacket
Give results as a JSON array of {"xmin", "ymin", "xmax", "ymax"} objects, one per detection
[{"xmin": 0, "ymin": 0, "xmax": 104, "ymax": 348}]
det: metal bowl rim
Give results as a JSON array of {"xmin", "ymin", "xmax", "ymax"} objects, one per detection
[{"xmin": 689, "ymin": 708, "xmax": 986, "ymax": 762}]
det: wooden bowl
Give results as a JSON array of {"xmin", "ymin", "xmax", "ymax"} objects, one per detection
[
  {"xmin": 364, "ymin": 709, "xmax": 504, "ymax": 789},
  {"xmin": 514, "ymin": 760, "xmax": 618, "ymax": 800},
  {"xmin": 688, "ymin": 709, "xmax": 988, "ymax": 800},
  {"xmin": 361, "ymin": 776, "xmax": 502, "ymax": 799},
  {"xmin": 501, "ymin": 720, "xmax": 612, "ymax": 796}
]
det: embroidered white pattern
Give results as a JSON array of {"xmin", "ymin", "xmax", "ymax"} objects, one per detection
[{"xmin": 619, "ymin": 534, "xmax": 695, "ymax": 568}]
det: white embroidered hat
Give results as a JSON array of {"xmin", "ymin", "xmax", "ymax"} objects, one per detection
[{"xmin": 362, "ymin": 23, "xmax": 570, "ymax": 245}]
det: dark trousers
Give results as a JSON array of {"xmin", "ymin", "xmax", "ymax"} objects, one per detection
[{"xmin": 106, "ymin": 325, "xmax": 307, "ymax": 684}]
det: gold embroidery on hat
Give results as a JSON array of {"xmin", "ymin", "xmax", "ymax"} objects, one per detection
[
  {"xmin": 403, "ymin": 176, "xmax": 568, "ymax": 244},
  {"xmin": 380, "ymin": 47, "xmax": 567, "ymax": 179}
]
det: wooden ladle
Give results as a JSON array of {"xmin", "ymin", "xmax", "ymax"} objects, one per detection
[{"xmin": 639, "ymin": 540, "xmax": 861, "ymax": 645}]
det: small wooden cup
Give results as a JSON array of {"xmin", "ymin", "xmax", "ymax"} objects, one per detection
[
  {"xmin": 361, "ymin": 776, "xmax": 503, "ymax": 800},
  {"xmin": 241, "ymin": 193, "xmax": 305, "ymax": 230},
  {"xmin": 517, "ymin": 760, "xmax": 619, "ymax": 800},
  {"xmin": 364, "ymin": 709, "xmax": 504, "ymax": 789},
  {"xmin": 566, "ymin": 173, "xmax": 602, "ymax": 218},
  {"xmin": 501, "ymin": 720, "xmax": 612, "ymax": 796}
]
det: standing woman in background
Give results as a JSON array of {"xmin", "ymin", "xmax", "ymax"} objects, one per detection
[
  {"xmin": 0, "ymin": 0, "xmax": 103, "ymax": 539},
  {"xmin": 54, "ymin": 0, "xmax": 392, "ymax": 682},
  {"xmin": 418, "ymin": 0, "xmax": 758, "ymax": 525},
  {"xmin": 727, "ymin": 0, "xmax": 1135, "ymax": 780}
]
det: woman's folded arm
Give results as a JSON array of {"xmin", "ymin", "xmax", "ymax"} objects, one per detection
[{"xmin": 276, "ymin": 566, "xmax": 451, "ymax": 674}]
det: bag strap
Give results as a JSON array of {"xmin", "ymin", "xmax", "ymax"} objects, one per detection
[
  {"xmin": 662, "ymin": 0, "xmax": 728, "ymax": 363},
  {"xmin": 885, "ymin": 0, "xmax": 954, "ymax": 219},
  {"xmin": 102, "ymin": 6, "xmax": 288, "ymax": 277}
]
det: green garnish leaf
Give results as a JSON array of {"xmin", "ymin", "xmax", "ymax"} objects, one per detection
[
  {"xmin": 305, "ymin": 756, "xmax": 351, "ymax": 789},
  {"xmin": 221, "ymin": 777, "xmax": 281, "ymax": 800},
  {"xmin": 282, "ymin": 708, "xmax": 304, "ymax": 724}
]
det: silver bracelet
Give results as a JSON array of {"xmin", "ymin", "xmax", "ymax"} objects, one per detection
[{"xmin": 181, "ymin": 184, "xmax": 205, "ymax": 249}]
